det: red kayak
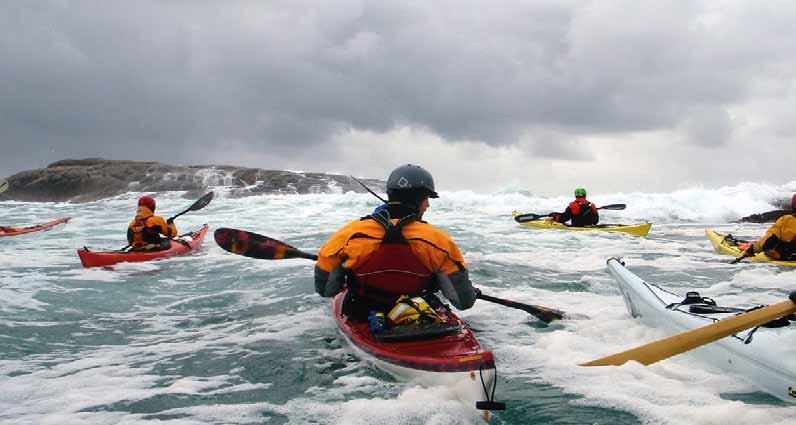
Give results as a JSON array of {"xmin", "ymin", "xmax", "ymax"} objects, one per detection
[
  {"xmin": 0, "ymin": 217, "xmax": 71, "ymax": 237},
  {"xmin": 332, "ymin": 289, "xmax": 502, "ymax": 415},
  {"xmin": 77, "ymin": 224, "xmax": 209, "ymax": 268}
]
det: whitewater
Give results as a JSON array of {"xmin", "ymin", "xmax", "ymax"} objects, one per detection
[{"xmin": 1, "ymin": 181, "xmax": 796, "ymax": 425}]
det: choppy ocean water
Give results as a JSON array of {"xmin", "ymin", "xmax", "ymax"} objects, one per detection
[{"xmin": 1, "ymin": 182, "xmax": 795, "ymax": 424}]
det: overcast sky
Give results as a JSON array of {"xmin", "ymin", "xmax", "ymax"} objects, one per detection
[{"xmin": 2, "ymin": 1, "xmax": 795, "ymax": 195}]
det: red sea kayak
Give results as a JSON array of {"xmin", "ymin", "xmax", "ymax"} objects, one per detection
[
  {"xmin": 332, "ymin": 289, "xmax": 501, "ymax": 415},
  {"xmin": 77, "ymin": 224, "xmax": 209, "ymax": 268},
  {"xmin": 0, "ymin": 217, "xmax": 71, "ymax": 237}
]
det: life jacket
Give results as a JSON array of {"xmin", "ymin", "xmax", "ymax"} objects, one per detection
[
  {"xmin": 128, "ymin": 207, "xmax": 170, "ymax": 249},
  {"xmin": 349, "ymin": 212, "xmax": 433, "ymax": 313},
  {"xmin": 568, "ymin": 199, "xmax": 598, "ymax": 226},
  {"xmin": 387, "ymin": 295, "xmax": 442, "ymax": 326},
  {"xmin": 765, "ymin": 240, "xmax": 796, "ymax": 260}
]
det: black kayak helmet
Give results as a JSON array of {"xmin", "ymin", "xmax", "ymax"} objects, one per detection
[{"xmin": 386, "ymin": 164, "xmax": 439, "ymax": 203}]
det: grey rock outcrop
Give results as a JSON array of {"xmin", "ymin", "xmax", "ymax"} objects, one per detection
[
  {"xmin": 738, "ymin": 209, "xmax": 791, "ymax": 223},
  {"xmin": 0, "ymin": 159, "xmax": 386, "ymax": 203}
]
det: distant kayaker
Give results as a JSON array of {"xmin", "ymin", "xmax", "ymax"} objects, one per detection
[
  {"xmin": 127, "ymin": 195, "xmax": 178, "ymax": 251},
  {"xmin": 314, "ymin": 164, "xmax": 478, "ymax": 322},
  {"xmin": 548, "ymin": 187, "xmax": 599, "ymax": 227},
  {"xmin": 743, "ymin": 194, "xmax": 796, "ymax": 261}
]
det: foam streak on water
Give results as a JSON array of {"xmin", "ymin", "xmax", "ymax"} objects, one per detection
[{"xmin": 1, "ymin": 183, "xmax": 795, "ymax": 424}]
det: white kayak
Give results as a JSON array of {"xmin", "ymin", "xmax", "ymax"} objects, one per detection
[{"xmin": 606, "ymin": 258, "xmax": 796, "ymax": 403}]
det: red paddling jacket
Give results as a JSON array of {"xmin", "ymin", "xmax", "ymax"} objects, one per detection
[
  {"xmin": 315, "ymin": 210, "xmax": 476, "ymax": 318},
  {"xmin": 554, "ymin": 197, "xmax": 599, "ymax": 227}
]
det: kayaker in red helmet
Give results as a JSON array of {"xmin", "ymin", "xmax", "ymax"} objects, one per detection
[
  {"xmin": 743, "ymin": 194, "xmax": 796, "ymax": 261},
  {"xmin": 549, "ymin": 187, "xmax": 599, "ymax": 227},
  {"xmin": 314, "ymin": 164, "xmax": 478, "ymax": 322},
  {"xmin": 127, "ymin": 195, "xmax": 178, "ymax": 251}
]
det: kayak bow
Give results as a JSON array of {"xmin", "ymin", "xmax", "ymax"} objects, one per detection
[
  {"xmin": 606, "ymin": 258, "xmax": 796, "ymax": 403},
  {"xmin": 0, "ymin": 217, "xmax": 71, "ymax": 237}
]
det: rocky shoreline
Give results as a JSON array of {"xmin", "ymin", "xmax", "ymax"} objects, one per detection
[
  {"xmin": 0, "ymin": 159, "xmax": 386, "ymax": 203},
  {"xmin": 738, "ymin": 210, "xmax": 791, "ymax": 223},
  {"xmin": 1, "ymin": 159, "xmax": 792, "ymax": 222}
]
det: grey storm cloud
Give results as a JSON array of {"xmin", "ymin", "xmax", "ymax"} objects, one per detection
[{"xmin": 2, "ymin": 1, "xmax": 796, "ymax": 176}]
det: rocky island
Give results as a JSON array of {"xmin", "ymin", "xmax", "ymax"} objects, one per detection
[
  {"xmin": 0, "ymin": 159, "xmax": 386, "ymax": 203},
  {"xmin": 738, "ymin": 209, "xmax": 792, "ymax": 223}
]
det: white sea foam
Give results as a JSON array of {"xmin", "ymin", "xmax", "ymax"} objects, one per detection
[{"xmin": 2, "ymin": 181, "xmax": 796, "ymax": 424}]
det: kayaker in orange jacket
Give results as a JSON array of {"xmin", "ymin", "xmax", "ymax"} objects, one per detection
[
  {"xmin": 549, "ymin": 187, "xmax": 599, "ymax": 226},
  {"xmin": 744, "ymin": 194, "xmax": 796, "ymax": 261},
  {"xmin": 314, "ymin": 164, "xmax": 478, "ymax": 321},
  {"xmin": 127, "ymin": 195, "xmax": 178, "ymax": 251}
]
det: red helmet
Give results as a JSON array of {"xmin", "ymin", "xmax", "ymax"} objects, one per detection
[{"xmin": 138, "ymin": 195, "xmax": 156, "ymax": 211}]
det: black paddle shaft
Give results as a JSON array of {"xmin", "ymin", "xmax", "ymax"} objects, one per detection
[
  {"xmin": 213, "ymin": 228, "xmax": 567, "ymax": 322},
  {"xmin": 351, "ymin": 176, "xmax": 387, "ymax": 203},
  {"xmin": 514, "ymin": 203, "xmax": 627, "ymax": 223},
  {"xmin": 731, "ymin": 252, "xmax": 754, "ymax": 264},
  {"xmin": 477, "ymin": 293, "xmax": 565, "ymax": 323}
]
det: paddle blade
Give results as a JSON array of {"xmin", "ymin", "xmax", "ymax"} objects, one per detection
[
  {"xmin": 214, "ymin": 228, "xmax": 318, "ymax": 261},
  {"xmin": 519, "ymin": 303, "xmax": 566, "ymax": 323},
  {"xmin": 0, "ymin": 179, "xmax": 8, "ymax": 194},
  {"xmin": 168, "ymin": 191, "xmax": 214, "ymax": 222},
  {"xmin": 598, "ymin": 204, "xmax": 626, "ymax": 210},
  {"xmin": 477, "ymin": 293, "xmax": 566, "ymax": 323},
  {"xmin": 188, "ymin": 191, "xmax": 214, "ymax": 212},
  {"xmin": 581, "ymin": 293, "xmax": 796, "ymax": 367},
  {"xmin": 514, "ymin": 212, "xmax": 552, "ymax": 223}
]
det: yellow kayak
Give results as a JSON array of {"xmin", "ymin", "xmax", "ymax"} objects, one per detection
[
  {"xmin": 705, "ymin": 228, "xmax": 796, "ymax": 267},
  {"xmin": 511, "ymin": 211, "xmax": 652, "ymax": 237}
]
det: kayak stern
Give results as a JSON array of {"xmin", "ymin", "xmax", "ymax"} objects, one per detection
[{"xmin": 332, "ymin": 290, "xmax": 502, "ymax": 415}]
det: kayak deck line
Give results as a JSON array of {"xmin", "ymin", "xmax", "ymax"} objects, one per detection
[
  {"xmin": 630, "ymin": 270, "xmax": 773, "ymax": 346},
  {"xmin": 604, "ymin": 258, "xmax": 796, "ymax": 403}
]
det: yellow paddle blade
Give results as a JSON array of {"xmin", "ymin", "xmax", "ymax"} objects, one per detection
[{"xmin": 581, "ymin": 296, "xmax": 796, "ymax": 367}]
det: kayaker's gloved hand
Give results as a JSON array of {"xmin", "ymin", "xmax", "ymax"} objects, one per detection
[
  {"xmin": 435, "ymin": 271, "xmax": 478, "ymax": 310},
  {"xmin": 473, "ymin": 287, "xmax": 482, "ymax": 298},
  {"xmin": 743, "ymin": 245, "xmax": 755, "ymax": 256},
  {"xmin": 166, "ymin": 218, "xmax": 174, "ymax": 225},
  {"xmin": 315, "ymin": 264, "xmax": 346, "ymax": 297}
]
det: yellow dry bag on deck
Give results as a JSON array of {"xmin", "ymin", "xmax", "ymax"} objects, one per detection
[{"xmin": 387, "ymin": 296, "xmax": 443, "ymax": 326}]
